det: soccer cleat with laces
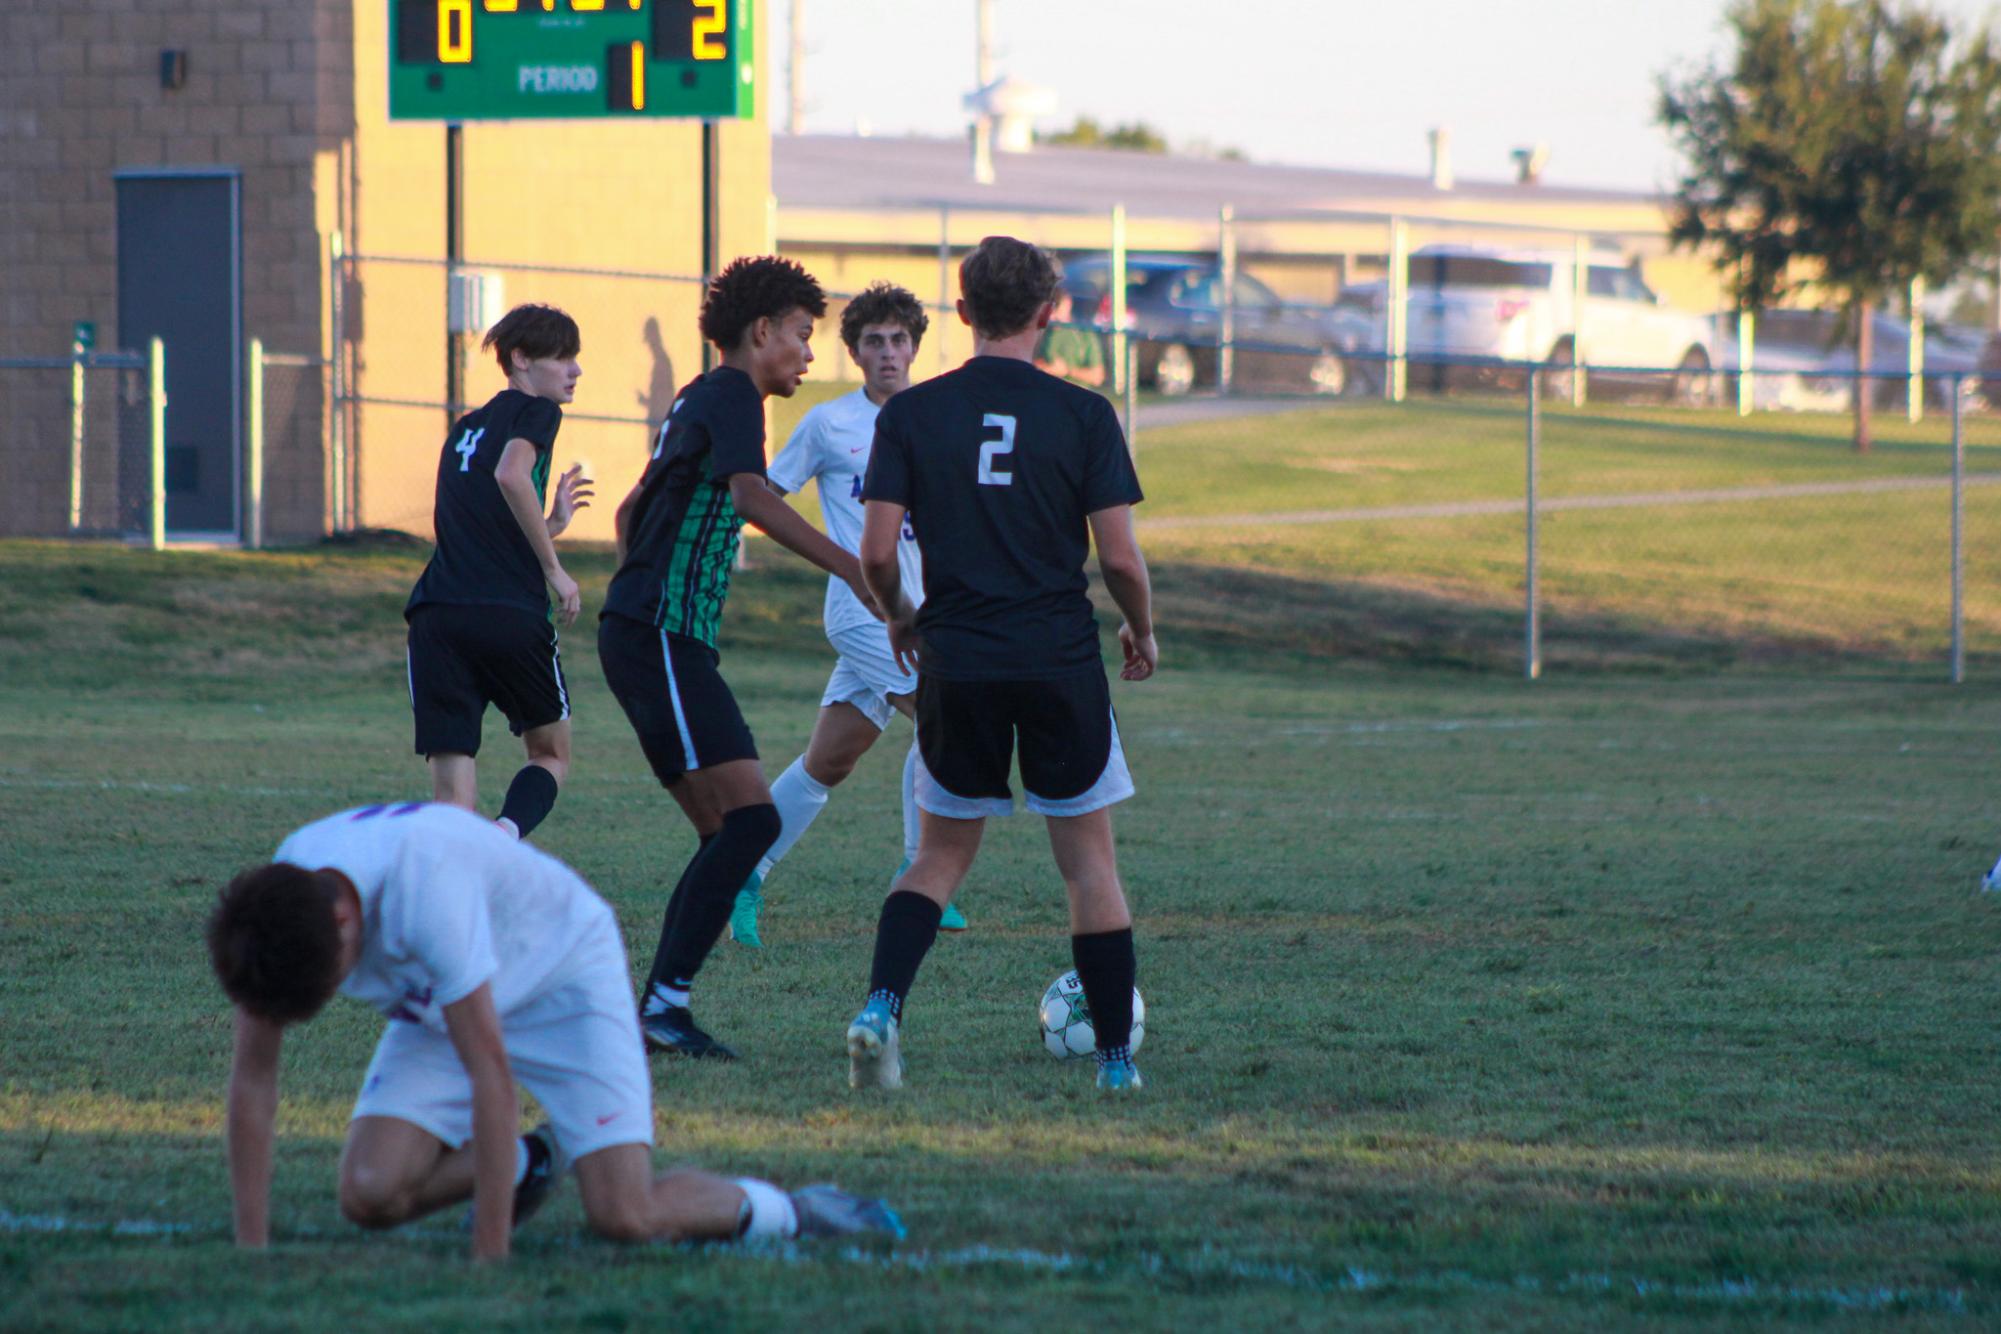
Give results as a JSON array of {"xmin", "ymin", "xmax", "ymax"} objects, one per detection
[
  {"xmin": 463, "ymin": 1123, "xmax": 568, "ymax": 1232},
  {"xmin": 641, "ymin": 1004, "xmax": 738, "ymax": 1060},
  {"xmin": 728, "ymin": 873, "xmax": 764, "ymax": 949},
  {"xmin": 1095, "ymin": 1057, "xmax": 1145, "ymax": 1092},
  {"xmin": 790, "ymin": 1184, "xmax": 907, "ymax": 1240},
  {"xmin": 845, "ymin": 997, "xmax": 903, "ymax": 1090},
  {"xmin": 891, "ymin": 857, "xmax": 969, "ymax": 932}
]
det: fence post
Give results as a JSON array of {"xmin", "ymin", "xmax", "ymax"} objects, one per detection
[
  {"xmin": 1908, "ymin": 275, "xmax": 1925, "ymax": 425},
  {"xmin": 247, "ymin": 337, "xmax": 265, "ymax": 550},
  {"xmin": 1525, "ymin": 362, "xmax": 1541, "ymax": 680},
  {"xmin": 1736, "ymin": 307, "xmax": 1754, "ymax": 417},
  {"xmin": 1110, "ymin": 203, "xmax": 1128, "ymax": 396},
  {"xmin": 1124, "ymin": 339, "xmax": 1138, "ymax": 456},
  {"xmin": 329, "ymin": 230, "xmax": 347, "ymax": 534},
  {"xmin": 1951, "ymin": 374, "xmax": 1964, "ymax": 685},
  {"xmin": 1218, "ymin": 203, "xmax": 1236, "ymax": 396},
  {"xmin": 1387, "ymin": 217, "xmax": 1408, "ymax": 403},
  {"xmin": 69, "ymin": 335, "xmax": 87, "ymax": 531},
  {"xmin": 1569, "ymin": 234, "xmax": 1587, "ymax": 408},
  {"xmin": 148, "ymin": 336, "xmax": 167, "ymax": 551}
]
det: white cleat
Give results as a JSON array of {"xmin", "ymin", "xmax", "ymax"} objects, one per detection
[{"xmin": 846, "ymin": 998, "xmax": 903, "ymax": 1090}]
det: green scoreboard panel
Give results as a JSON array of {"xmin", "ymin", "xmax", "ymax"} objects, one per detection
[{"xmin": 389, "ymin": 0, "xmax": 754, "ymax": 120}]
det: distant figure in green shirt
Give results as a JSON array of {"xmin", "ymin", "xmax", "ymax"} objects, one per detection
[{"xmin": 1034, "ymin": 290, "xmax": 1107, "ymax": 388}]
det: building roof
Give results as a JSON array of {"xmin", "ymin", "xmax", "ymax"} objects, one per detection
[{"xmin": 774, "ymin": 133, "xmax": 1660, "ymax": 221}]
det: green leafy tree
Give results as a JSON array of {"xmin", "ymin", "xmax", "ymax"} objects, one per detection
[
  {"xmin": 1043, "ymin": 116, "xmax": 1169, "ymax": 154},
  {"xmin": 1659, "ymin": 0, "xmax": 2001, "ymax": 449}
]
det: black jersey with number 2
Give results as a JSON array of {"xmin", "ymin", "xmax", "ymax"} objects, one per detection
[
  {"xmin": 863, "ymin": 356, "xmax": 1143, "ymax": 681},
  {"xmin": 405, "ymin": 388, "xmax": 562, "ymax": 619}
]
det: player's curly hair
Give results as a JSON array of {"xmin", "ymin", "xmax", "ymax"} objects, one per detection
[
  {"xmin": 483, "ymin": 303, "xmax": 581, "ymax": 376},
  {"xmin": 958, "ymin": 236, "xmax": 1062, "ymax": 340},
  {"xmin": 207, "ymin": 863, "xmax": 346, "ymax": 1024},
  {"xmin": 839, "ymin": 282, "xmax": 929, "ymax": 354},
  {"xmin": 699, "ymin": 256, "xmax": 828, "ymax": 351}
]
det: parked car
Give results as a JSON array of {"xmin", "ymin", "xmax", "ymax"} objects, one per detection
[
  {"xmin": 1714, "ymin": 309, "xmax": 1982, "ymax": 412},
  {"xmin": 1060, "ymin": 255, "xmax": 1355, "ymax": 396},
  {"xmin": 1394, "ymin": 245, "xmax": 1719, "ymax": 402}
]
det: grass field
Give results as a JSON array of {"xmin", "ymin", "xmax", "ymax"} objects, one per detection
[{"xmin": 5, "ymin": 399, "xmax": 2001, "ymax": 1327}]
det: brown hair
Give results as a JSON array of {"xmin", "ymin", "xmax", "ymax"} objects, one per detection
[
  {"xmin": 700, "ymin": 255, "xmax": 828, "ymax": 350},
  {"xmin": 482, "ymin": 303, "xmax": 581, "ymax": 376},
  {"xmin": 958, "ymin": 237, "xmax": 1061, "ymax": 340},
  {"xmin": 839, "ymin": 282, "xmax": 930, "ymax": 354},
  {"xmin": 206, "ymin": 863, "xmax": 345, "ymax": 1024}
]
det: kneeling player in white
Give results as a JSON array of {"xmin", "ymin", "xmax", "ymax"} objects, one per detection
[
  {"xmin": 729, "ymin": 283, "xmax": 968, "ymax": 947},
  {"xmin": 208, "ymin": 803, "xmax": 903, "ymax": 1259}
]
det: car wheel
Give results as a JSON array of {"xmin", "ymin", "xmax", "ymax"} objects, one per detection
[
  {"xmin": 1540, "ymin": 339, "xmax": 1576, "ymax": 401},
  {"xmin": 1307, "ymin": 350, "xmax": 1347, "ymax": 396},
  {"xmin": 1668, "ymin": 347, "xmax": 1711, "ymax": 406},
  {"xmin": 1155, "ymin": 342, "xmax": 1197, "ymax": 397}
]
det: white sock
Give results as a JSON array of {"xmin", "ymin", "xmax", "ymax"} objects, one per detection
[
  {"xmin": 513, "ymin": 1137, "xmax": 530, "ymax": 1186},
  {"xmin": 761, "ymin": 756, "xmax": 830, "ymax": 876},
  {"xmin": 735, "ymin": 1177, "xmax": 799, "ymax": 1240},
  {"xmin": 494, "ymin": 816, "xmax": 521, "ymax": 840},
  {"xmin": 644, "ymin": 980, "xmax": 690, "ymax": 1014},
  {"xmin": 901, "ymin": 742, "xmax": 921, "ymax": 862}
]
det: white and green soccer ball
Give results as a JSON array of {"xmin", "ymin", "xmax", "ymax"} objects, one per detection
[{"xmin": 1038, "ymin": 969, "xmax": 1144, "ymax": 1060}]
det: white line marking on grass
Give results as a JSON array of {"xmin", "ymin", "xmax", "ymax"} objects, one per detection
[
  {"xmin": 1146, "ymin": 471, "xmax": 2001, "ymax": 531},
  {"xmin": 0, "ymin": 1211, "xmax": 1971, "ymax": 1315}
]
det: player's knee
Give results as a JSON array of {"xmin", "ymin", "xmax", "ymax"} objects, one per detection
[
  {"xmin": 806, "ymin": 754, "xmax": 856, "ymax": 787},
  {"xmin": 337, "ymin": 1167, "xmax": 413, "ymax": 1230},
  {"xmin": 722, "ymin": 801, "xmax": 783, "ymax": 855}
]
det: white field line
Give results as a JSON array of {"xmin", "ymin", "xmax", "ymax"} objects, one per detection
[
  {"xmin": 1144, "ymin": 470, "xmax": 2001, "ymax": 531},
  {"xmin": 0, "ymin": 1210, "xmax": 1971, "ymax": 1315}
]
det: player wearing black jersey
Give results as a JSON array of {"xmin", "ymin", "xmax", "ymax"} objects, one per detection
[
  {"xmin": 404, "ymin": 304, "xmax": 593, "ymax": 843},
  {"xmin": 601, "ymin": 256, "xmax": 875, "ymax": 1060},
  {"xmin": 845, "ymin": 236, "xmax": 1158, "ymax": 1093}
]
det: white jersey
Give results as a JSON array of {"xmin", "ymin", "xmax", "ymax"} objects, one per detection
[
  {"xmin": 273, "ymin": 803, "xmax": 617, "ymax": 1034},
  {"xmin": 767, "ymin": 388, "xmax": 924, "ymax": 637}
]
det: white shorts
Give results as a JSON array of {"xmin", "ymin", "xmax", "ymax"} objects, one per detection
[
  {"xmin": 819, "ymin": 620, "xmax": 919, "ymax": 731},
  {"xmin": 351, "ymin": 922, "xmax": 653, "ymax": 1162},
  {"xmin": 915, "ymin": 713, "xmax": 1135, "ymax": 819}
]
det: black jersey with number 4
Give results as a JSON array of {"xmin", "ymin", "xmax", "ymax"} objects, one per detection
[
  {"xmin": 405, "ymin": 389, "xmax": 562, "ymax": 619},
  {"xmin": 863, "ymin": 356, "xmax": 1143, "ymax": 681}
]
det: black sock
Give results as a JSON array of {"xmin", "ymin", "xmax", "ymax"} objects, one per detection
[
  {"xmin": 1072, "ymin": 927, "xmax": 1137, "ymax": 1056},
  {"xmin": 647, "ymin": 833, "xmax": 716, "ymax": 998},
  {"xmin": 497, "ymin": 765, "xmax": 560, "ymax": 839},
  {"xmin": 652, "ymin": 804, "xmax": 781, "ymax": 993},
  {"xmin": 866, "ymin": 891, "xmax": 944, "ymax": 1022}
]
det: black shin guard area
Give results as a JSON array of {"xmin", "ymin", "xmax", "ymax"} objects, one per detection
[
  {"xmin": 867, "ymin": 891, "xmax": 945, "ymax": 1021},
  {"xmin": 497, "ymin": 765, "xmax": 560, "ymax": 839},
  {"xmin": 654, "ymin": 805, "xmax": 780, "ymax": 989},
  {"xmin": 1071, "ymin": 927, "xmax": 1137, "ymax": 1053}
]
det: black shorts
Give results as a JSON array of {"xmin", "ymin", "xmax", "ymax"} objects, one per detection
[
  {"xmin": 914, "ymin": 668, "xmax": 1134, "ymax": 818},
  {"xmin": 406, "ymin": 604, "xmax": 570, "ymax": 758},
  {"xmin": 598, "ymin": 615, "xmax": 757, "ymax": 784}
]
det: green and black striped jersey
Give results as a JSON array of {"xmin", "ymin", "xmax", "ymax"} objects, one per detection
[{"xmin": 601, "ymin": 366, "xmax": 765, "ymax": 646}]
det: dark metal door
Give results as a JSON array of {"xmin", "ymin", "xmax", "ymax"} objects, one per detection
[{"xmin": 116, "ymin": 170, "xmax": 241, "ymax": 536}]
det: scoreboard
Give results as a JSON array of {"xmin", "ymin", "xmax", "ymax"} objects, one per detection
[{"xmin": 389, "ymin": 0, "xmax": 755, "ymax": 121}]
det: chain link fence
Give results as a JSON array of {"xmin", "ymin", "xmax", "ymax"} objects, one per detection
[{"xmin": 1, "ymin": 346, "xmax": 162, "ymax": 545}]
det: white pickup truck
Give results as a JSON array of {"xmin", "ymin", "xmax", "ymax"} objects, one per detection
[{"xmin": 1398, "ymin": 245, "xmax": 1719, "ymax": 402}]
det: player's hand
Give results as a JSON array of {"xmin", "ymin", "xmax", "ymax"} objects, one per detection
[
  {"xmin": 888, "ymin": 617, "xmax": 922, "ymax": 675},
  {"xmin": 1118, "ymin": 623, "xmax": 1157, "ymax": 681},
  {"xmin": 847, "ymin": 573, "xmax": 886, "ymax": 622},
  {"xmin": 547, "ymin": 463, "xmax": 594, "ymax": 536},
  {"xmin": 549, "ymin": 567, "xmax": 582, "ymax": 627}
]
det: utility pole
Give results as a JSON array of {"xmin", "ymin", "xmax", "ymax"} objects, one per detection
[
  {"xmin": 786, "ymin": 0, "xmax": 804, "ymax": 135},
  {"xmin": 971, "ymin": 0, "xmax": 995, "ymax": 183}
]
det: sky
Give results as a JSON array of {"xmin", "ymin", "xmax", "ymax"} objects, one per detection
[{"xmin": 772, "ymin": 0, "xmax": 2001, "ymax": 194}]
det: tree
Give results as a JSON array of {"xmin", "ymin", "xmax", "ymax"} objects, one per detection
[
  {"xmin": 1042, "ymin": 116, "xmax": 1169, "ymax": 154},
  {"xmin": 1659, "ymin": 0, "xmax": 2001, "ymax": 449}
]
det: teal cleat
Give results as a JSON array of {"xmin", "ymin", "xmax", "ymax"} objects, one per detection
[
  {"xmin": 728, "ymin": 872, "xmax": 764, "ymax": 949},
  {"xmin": 938, "ymin": 901, "xmax": 969, "ymax": 932},
  {"xmin": 846, "ymin": 997, "xmax": 903, "ymax": 1090},
  {"xmin": 1095, "ymin": 1057, "xmax": 1145, "ymax": 1092},
  {"xmin": 790, "ymin": 1184, "xmax": 907, "ymax": 1241}
]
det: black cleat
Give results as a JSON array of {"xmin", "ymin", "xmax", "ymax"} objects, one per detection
[
  {"xmin": 641, "ymin": 1004, "xmax": 738, "ymax": 1060},
  {"xmin": 790, "ymin": 1184, "xmax": 907, "ymax": 1240},
  {"xmin": 462, "ymin": 1122, "xmax": 567, "ymax": 1233}
]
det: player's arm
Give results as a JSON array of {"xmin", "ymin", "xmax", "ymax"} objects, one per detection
[
  {"xmin": 225, "ymin": 1008, "xmax": 285, "ymax": 1249},
  {"xmin": 727, "ymin": 474, "xmax": 880, "ymax": 618},
  {"xmin": 1088, "ymin": 504, "xmax": 1157, "ymax": 681},
  {"xmin": 861, "ymin": 500, "xmax": 919, "ymax": 672},
  {"xmin": 494, "ymin": 438, "xmax": 581, "ymax": 627},
  {"xmin": 441, "ymin": 982, "xmax": 515, "ymax": 1262}
]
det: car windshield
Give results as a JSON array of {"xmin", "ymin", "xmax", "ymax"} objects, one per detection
[{"xmin": 1409, "ymin": 256, "xmax": 1552, "ymax": 289}]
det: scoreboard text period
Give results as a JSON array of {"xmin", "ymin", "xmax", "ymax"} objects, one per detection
[{"xmin": 389, "ymin": 0, "xmax": 754, "ymax": 121}]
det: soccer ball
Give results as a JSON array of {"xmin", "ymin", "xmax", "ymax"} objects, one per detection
[{"xmin": 1038, "ymin": 969, "xmax": 1145, "ymax": 1060}]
